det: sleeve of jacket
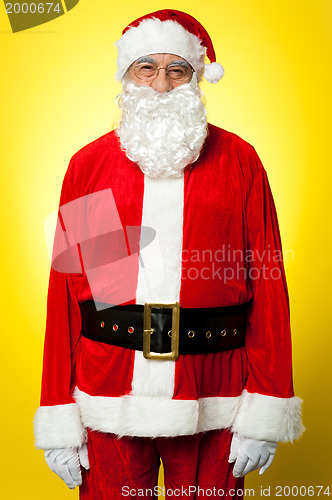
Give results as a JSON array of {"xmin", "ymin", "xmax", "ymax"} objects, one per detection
[
  {"xmin": 33, "ymin": 156, "xmax": 86, "ymax": 449},
  {"xmin": 231, "ymin": 158, "xmax": 304, "ymax": 443}
]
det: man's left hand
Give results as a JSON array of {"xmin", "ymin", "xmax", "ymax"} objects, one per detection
[{"xmin": 228, "ymin": 432, "xmax": 277, "ymax": 477}]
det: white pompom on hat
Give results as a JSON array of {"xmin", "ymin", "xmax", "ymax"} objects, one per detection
[{"xmin": 115, "ymin": 9, "xmax": 225, "ymax": 84}]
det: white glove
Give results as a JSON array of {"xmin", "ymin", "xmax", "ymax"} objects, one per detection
[
  {"xmin": 44, "ymin": 443, "xmax": 90, "ymax": 489},
  {"xmin": 228, "ymin": 432, "xmax": 277, "ymax": 477}
]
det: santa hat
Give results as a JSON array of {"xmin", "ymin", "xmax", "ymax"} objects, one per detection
[{"xmin": 115, "ymin": 9, "xmax": 225, "ymax": 84}]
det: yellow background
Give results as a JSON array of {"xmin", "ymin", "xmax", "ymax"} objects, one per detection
[{"xmin": 0, "ymin": 0, "xmax": 331, "ymax": 498}]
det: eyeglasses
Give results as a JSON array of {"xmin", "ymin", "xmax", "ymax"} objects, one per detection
[{"xmin": 132, "ymin": 61, "xmax": 193, "ymax": 82}]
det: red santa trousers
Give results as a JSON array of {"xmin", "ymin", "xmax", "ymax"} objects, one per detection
[{"xmin": 79, "ymin": 427, "xmax": 244, "ymax": 499}]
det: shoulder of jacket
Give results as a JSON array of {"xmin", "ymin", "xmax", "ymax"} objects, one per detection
[
  {"xmin": 208, "ymin": 123, "xmax": 259, "ymax": 156},
  {"xmin": 69, "ymin": 130, "xmax": 118, "ymax": 166},
  {"xmin": 207, "ymin": 123, "xmax": 265, "ymax": 179}
]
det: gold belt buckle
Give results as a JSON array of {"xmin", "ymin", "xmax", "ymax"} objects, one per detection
[{"xmin": 143, "ymin": 302, "xmax": 180, "ymax": 361}]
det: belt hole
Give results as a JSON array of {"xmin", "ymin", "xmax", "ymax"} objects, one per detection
[
  {"xmin": 221, "ymin": 329, "xmax": 226, "ymax": 337},
  {"xmin": 188, "ymin": 330, "xmax": 195, "ymax": 338},
  {"xmin": 168, "ymin": 330, "xmax": 172, "ymax": 337},
  {"xmin": 113, "ymin": 324, "xmax": 118, "ymax": 331},
  {"xmin": 206, "ymin": 331, "xmax": 212, "ymax": 338},
  {"xmin": 100, "ymin": 321, "xmax": 105, "ymax": 328},
  {"xmin": 233, "ymin": 328, "xmax": 237, "ymax": 335},
  {"xmin": 128, "ymin": 326, "xmax": 134, "ymax": 334}
]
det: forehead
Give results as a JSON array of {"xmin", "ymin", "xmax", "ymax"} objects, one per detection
[{"xmin": 133, "ymin": 53, "xmax": 189, "ymax": 65}]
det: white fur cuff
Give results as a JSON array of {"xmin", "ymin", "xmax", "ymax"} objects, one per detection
[
  {"xmin": 231, "ymin": 390, "xmax": 305, "ymax": 442},
  {"xmin": 34, "ymin": 403, "xmax": 87, "ymax": 449}
]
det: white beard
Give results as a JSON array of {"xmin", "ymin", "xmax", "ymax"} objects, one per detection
[{"xmin": 116, "ymin": 75, "xmax": 208, "ymax": 178}]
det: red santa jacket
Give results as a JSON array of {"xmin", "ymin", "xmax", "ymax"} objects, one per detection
[{"xmin": 34, "ymin": 123, "xmax": 304, "ymax": 449}]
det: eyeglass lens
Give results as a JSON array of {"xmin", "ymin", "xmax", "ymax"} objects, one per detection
[{"xmin": 134, "ymin": 62, "xmax": 192, "ymax": 81}]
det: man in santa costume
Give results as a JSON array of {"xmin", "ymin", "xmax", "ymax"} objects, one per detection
[{"xmin": 34, "ymin": 9, "xmax": 304, "ymax": 499}]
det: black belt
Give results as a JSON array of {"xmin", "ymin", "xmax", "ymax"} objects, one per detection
[{"xmin": 80, "ymin": 300, "xmax": 250, "ymax": 360}]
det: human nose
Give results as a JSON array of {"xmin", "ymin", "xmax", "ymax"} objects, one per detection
[{"xmin": 150, "ymin": 67, "xmax": 173, "ymax": 93}]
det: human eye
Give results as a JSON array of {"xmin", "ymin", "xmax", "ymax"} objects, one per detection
[
  {"xmin": 140, "ymin": 63, "xmax": 154, "ymax": 70},
  {"xmin": 136, "ymin": 63, "xmax": 156, "ymax": 76},
  {"xmin": 168, "ymin": 65, "xmax": 188, "ymax": 80}
]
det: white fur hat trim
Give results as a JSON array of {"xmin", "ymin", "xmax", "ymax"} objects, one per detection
[{"xmin": 116, "ymin": 18, "xmax": 206, "ymax": 81}]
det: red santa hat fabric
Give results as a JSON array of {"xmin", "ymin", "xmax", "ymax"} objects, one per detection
[{"xmin": 115, "ymin": 9, "xmax": 225, "ymax": 84}]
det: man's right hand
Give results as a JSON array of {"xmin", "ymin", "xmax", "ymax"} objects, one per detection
[{"xmin": 44, "ymin": 443, "xmax": 90, "ymax": 489}]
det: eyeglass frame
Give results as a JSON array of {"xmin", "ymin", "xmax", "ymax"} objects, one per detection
[{"xmin": 129, "ymin": 56, "xmax": 194, "ymax": 83}]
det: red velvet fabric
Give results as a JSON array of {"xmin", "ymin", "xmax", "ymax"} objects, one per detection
[
  {"xmin": 80, "ymin": 428, "xmax": 244, "ymax": 499},
  {"xmin": 40, "ymin": 133, "xmax": 144, "ymax": 406},
  {"xmin": 39, "ymin": 123, "xmax": 294, "ymax": 416}
]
